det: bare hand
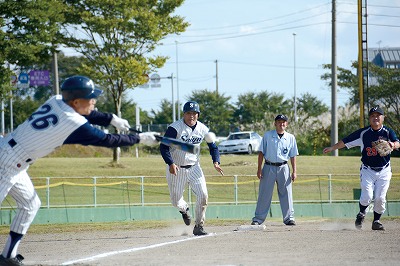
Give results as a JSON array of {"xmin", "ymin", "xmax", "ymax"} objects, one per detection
[
  {"xmin": 323, "ymin": 147, "xmax": 333, "ymax": 154},
  {"xmin": 257, "ymin": 169, "xmax": 262, "ymax": 180},
  {"xmin": 169, "ymin": 163, "xmax": 179, "ymax": 175},
  {"xmin": 214, "ymin": 162, "xmax": 224, "ymax": 176},
  {"xmin": 291, "ymin": 172, "xmax": 297, "ymax": 182}
]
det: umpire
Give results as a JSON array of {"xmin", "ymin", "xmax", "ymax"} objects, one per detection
[{"xmin": 251, "ymin": 114, "xmax": 299, "ymax": 226}]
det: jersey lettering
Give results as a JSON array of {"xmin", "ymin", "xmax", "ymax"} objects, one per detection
[
  {"xmin": 366, "ymin": 147, "xmax": 378, "ymax": 156},
  {"xmin": 181, "ymin": 135, "xmax": 202, "ymax": 144},
  {"xmin": 28, "ymin": 104, "xmax": 59, "ymax": 130}
]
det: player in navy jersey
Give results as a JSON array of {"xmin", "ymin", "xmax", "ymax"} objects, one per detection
[
  {"xmin": 323, "ymin": 107, "xmax": 399, "ymax": 230},
  {"xmin": 0, "ymin": 76, "xmax": 157, "ymax": 265}
]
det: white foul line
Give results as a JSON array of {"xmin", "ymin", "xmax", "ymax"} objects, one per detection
[{"xmin": 61, "ymin": 233, "xmax": 219, "ymax": 265}]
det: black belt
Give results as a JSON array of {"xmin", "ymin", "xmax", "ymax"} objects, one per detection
[
  {"xmin": 364, "ymin": 163, "xmax": 389, "ymax": 172},
  {"xmin": 8, "ymin": 138, "xmax": 32, "ymax": 163},
  {"xmin": 265, "ymin": 160, "xmax": 287, "ymax": 166},
  {"xmin": 180, "ymin": 165, "xmax": 194, "ymax": 169}
]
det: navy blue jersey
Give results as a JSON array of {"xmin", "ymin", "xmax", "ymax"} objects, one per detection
[{"xmin": 342, "ymin": 125, "xmax": 399, "ymax": 168}]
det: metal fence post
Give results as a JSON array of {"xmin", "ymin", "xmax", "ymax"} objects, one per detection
[
  {"xmin": 328, "ymin": 174, "xmax": 332, "ymax": 203},
  {"xmin": 46, "ymin": 177, "xmax": 50, "ymax": 208},
  {"xmin": 141, "ymin": 176, "xmax": 144, "ymax": 206},
  {"xmin": 93, "ymin": 177, "xmax": 97, "ymax": 207},
  {"xmin": 234, "ymin": 175, "xmax": 238, "ymax": 205}
]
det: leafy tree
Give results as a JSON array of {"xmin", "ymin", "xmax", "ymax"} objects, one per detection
[
  {"xmin": 62, "ymin": 0, "xmax": 189, "ymax": 162},
  {"xmin": 0, "ymin": 0, "xmax": 65, "ymax": 101},
  {"xmin": 151, "ymin": 99, "xmax": 174, "ymax": 125},
  {"xmin": 188, "ymin": 90, "xmax": 233, "ymax": 136},
  {"xmin": 63, "ymin": 0, "xmax": 188, "ymax": 118},
  {"xmin": 321, "ymin": 62, "xmax": 400, "ymax": 134},
  {"xmin": 297, "ymin": 93, "xmax": 329, "ymax": 119},
  {"xmin": 232, "ymin": 91, "xmax": 291, "ymax": 133}
]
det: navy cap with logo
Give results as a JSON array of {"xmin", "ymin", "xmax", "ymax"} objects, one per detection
[
  {"xmin": 275, "ymin": 114, "xmax": 288, "ymax": 121},
  {"xmin": 368, "ymin": 106, "xmax": 384, "ymax": 116}
]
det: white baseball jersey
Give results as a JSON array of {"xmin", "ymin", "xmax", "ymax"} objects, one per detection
[
  {"xmin": 3, "ymin": 96, "xmax": 87, "ymax": 168},
  {"xmin": 0, "ymin": 95, "xmax": 138, "ymax": 237},
  {"xmin": 161, "ymin": 119, "xmax": 218, "ymax": 227},
  {"xmin": 168, "ymin": 119, "xmax": 209, "ymax": 166}
]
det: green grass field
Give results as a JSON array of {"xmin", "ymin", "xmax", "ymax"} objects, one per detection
[
  {"xmin": 1, "ymin": 154, "xmax": 399, "ymax": 234},
  {"xmin": 17, "ymin": 154, "xmax": 399, "ymax": 207},
  {"xmin": 28, "ymin": 154, "xmax": 400, "ymax": 177}
]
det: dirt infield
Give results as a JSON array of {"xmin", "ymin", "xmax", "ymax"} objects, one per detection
[{"xmin": 9, "ymin": 218, "xmax": 400, "ymax": 265}]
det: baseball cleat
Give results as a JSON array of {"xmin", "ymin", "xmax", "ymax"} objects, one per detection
[
  {"xmin": 355, "ymin": 212, "xmax": 365, "ymax": 229},
  {"xmin": 193, "ymin": 225, "xmax": 208, "ymax": 236},
  {"xmin": 285, "ymin": 220, "xmax": 296, "ymax": 226},
  {"xmin": 0, "ymin": 254, "xmax": 24, "ymax": 265},
  {"xmin": 372, "ymin": 220, "xmax": 385, "ymax": 231},
  {"xmin": 179, "ymin": 208, "xmax": 191, "ymax": 226},
  {"xmin": 251, "ymin": 221, "xmax": 260, "ymax": 225}
]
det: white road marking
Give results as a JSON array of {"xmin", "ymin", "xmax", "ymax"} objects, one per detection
[{"xmin": 61, "ymin": 233, "xmax": 221, "ymax": 265}]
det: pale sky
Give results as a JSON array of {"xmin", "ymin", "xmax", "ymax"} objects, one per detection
[{"xmin": 66, "ymin": 0, "xmax": 400, "ymax": 116}]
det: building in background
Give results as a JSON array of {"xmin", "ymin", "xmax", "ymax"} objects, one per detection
[{"xmin": 368, "ymin": 47, "xmax": 400, "ymax": 68}]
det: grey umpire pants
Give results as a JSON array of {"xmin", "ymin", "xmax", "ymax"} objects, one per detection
[{"xmin": 252, "ymin": 163, "xmax": 294, "ymax": 224}]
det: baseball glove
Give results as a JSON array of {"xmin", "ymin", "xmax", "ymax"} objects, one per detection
[{"xmin": 372, "ymin": 139, "xmax": 393, "ymax": 156}]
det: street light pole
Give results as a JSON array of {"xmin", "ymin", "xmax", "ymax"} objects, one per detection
[
  {"xmin": 293, "ymin": 33, "xmax": 297, "ymax": 123},
  {"xmin": 215, "ymin": 59, "xmax": 219, "ymax": 95},
  {"xmin": 175, "ymin": 41, "xmax": 180, "ymax": 119},
  {"xmin": 168, "ymin": 73, "xmax": 175, "ymax": 122}
]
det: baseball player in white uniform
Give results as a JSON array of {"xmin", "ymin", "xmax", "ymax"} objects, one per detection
[
  {"xmin": 160, "ymin": 101, "xmax": 224, "ymax": 236},
  {"xmin": 0, "ymin": 76, "xmax": 157, "ymax": 265},
  {"xmin": 324, "ymin": 106, "xmax": 399, "ymax": 230}
]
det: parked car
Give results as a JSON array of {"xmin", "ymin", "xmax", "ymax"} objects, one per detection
[{"xmin": 218, "ymin": 131, "xmax": 262, "ymax": 154}]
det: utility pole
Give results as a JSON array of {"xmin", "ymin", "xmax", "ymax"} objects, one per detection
[
  {"xmin": 215, "ymin": 60, "xmax": 219, "ymax": 95},
  {"xmin": 293, "ymin": 33, "xmax": 297, "ymax": 123},
  {"xmin": 331, "ymin": 0, "xmax": 338, "ymax": 156},
  {"xmin": 52, "ymin": 50, "xmax": 59, "ymax": 95}
]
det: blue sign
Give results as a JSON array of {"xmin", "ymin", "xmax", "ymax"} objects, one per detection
[{"xmin": 18, "ymin": 72, "xmax": 29, "ymax": 84}]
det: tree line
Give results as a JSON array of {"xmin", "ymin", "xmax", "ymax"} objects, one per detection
[{"xmin": 1, "ymin": 0, "xmax": 399, "ymax": 157}]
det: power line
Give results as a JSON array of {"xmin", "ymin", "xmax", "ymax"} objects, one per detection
[
  {"xmin": 178, "ymin": 12, "xmax": 331, "ymax": 38},
  {"xmin": 186, "ymin": 2, "xmax": 331, "ymax": 32}
]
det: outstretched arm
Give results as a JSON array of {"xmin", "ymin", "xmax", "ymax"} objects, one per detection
[{"xmin": 323, "ymin": 140, "xmax": 346, "ymax": 154}]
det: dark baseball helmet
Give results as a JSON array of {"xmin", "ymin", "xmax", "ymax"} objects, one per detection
[
  {"xmin": 183, "ymin": 101, "xmax": 200, "ymax": 114},
  {"xmin": 61, "ymin": 76, "xmax": 102, "ymax": 101}
]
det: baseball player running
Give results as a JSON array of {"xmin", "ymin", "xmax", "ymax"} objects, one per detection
[
  {"xmin": 0, "ymin": 76, "xmax": 158, "ymax": 265},
  {"xmin": 160, "ymin": 101, "xmax": 223, "ymax": 236},
  {"xmin": 323, "ymin": 106, "xmax": 399, "ymax": 230}
]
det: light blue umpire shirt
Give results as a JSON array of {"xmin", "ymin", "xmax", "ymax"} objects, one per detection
[{"xmin": 260, "ymin": 130, "xmax": 299, "ymax": 163}]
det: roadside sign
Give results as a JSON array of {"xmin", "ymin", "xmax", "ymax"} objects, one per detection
[
  {"xmin": 150, "ymin": 74, "xmax": 160, "ymax": 83},
  {"xmin": 18, "ymin": 72, "xmax": 29, "ymax": 89},
  {"xmin": 18, "ymin": 72, "xmax": 29, "ymax": 83},
  {"xmin": 30, "ymin": 70, "xmax": 50, "ymax": 86},
  {"xmin": 138, "ymin": 84, "xmax": 150, "ymax": 88},
  {"xmin": 11, "ymin": 75, "xmax": 18, "ymax": 88}
]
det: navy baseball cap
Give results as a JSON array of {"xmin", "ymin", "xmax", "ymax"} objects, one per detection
[
  {"xmin": 368, "ymin": 106, "xmax": 384, "ymax": 116},
  {"xmin": 275, "ymin": 114, "xmax": 288, "ymax": 121}
]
